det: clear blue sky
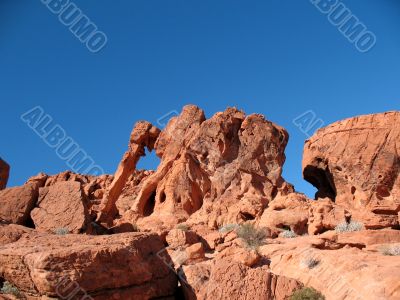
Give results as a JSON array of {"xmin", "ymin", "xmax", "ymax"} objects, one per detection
[{"xmin": 1, "ymin": 0, "xmax": 399, "ymax": 198}]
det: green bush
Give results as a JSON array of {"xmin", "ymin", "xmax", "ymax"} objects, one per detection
[
  {"xmin": 1, "ymin": 281, "xmax": 21, "ymax": 297},
  {"xmin": 236, "ymin": 223, "xmax": 267, "ymax": 250},
  {"xmin": 289, "ymin": 287, "xmax": 325, "ymax": 300}
]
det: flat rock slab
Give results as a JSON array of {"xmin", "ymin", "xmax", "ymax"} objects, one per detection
[
  {"xmin": 31, "ymin": 181, "xmax": 90, "ymax": 233},
  {"xmin": 0, "ymin": 232, "xmax": 177, "ymax": 299},
  {"xmin": 0, "ymin": 183, "xmax": 38, "ymax": 225}
]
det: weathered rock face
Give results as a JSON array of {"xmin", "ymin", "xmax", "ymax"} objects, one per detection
[
  {"xmin": 261, "ymin": 230, "xmax": 400, "ymax": 300},
  {"xmin": 181, "ymin": 259, "xmax": 302, "ymax": 300},
  {"xmin": 166, "ymin": 228, "xmax": 200, "ymax": 249},
  {"xmin": 308, "ymin": 198, "xmax": 349, "ymax": 235},
  {"xmin": 116, "ymin": 170, "xmax": 154, "ymax": 215},
  {"xmin": 119, "ymin": 105, "xmax": 292, "ymax": 232},
  {"xmin": 0, "ymin": 232, "xmax": 177, "ymax": 299},
  {"xmin": 0, "ymin": 158, "xmax": 9, "ymax": 190},
  {"xmin": 0, "ymin": 224, "xmax": 34, "ymax": 246},
  {"xmin": 258, "ymin": 193, "xmax": 310, "ymax": 236},
  {"xmin": 303, "ymin": 111, "xmax": 400, "ymax": 229},
  {"xmin": 97, "ymin": 121, "xmax": 161, "ymax": 225},
  {"xmin": 0, "ymin": 183, "xmax": 39, "ymax": 225},
  {"xmin": 31, "ymin": 181, "xmax": 90, "ymax": 233}
]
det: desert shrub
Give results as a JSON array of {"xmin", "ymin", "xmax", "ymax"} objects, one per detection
[
  {"xmin": 176, "ymin": 223, "xmax": 189, "ymax": 231},
  {"xmin": 218, "ymin": 223, "xmax": 239, "ymax": 233},
  {"xmin": 335, "ymin": 220, "xmax": 364, "ymax": 233},
  {"xmin": 1, "ymin": 281, "xmax": 21, "ymax": 297},
  {"xmin": 300, "ymin": 257, "xmax": 320, "ymax": 269},
  {"xmin": 379, "ymin": 244, "xmax": 400, "ymax": 256},
  {"xmin": 54, "ymin": 227, "xmax": 69, "ymax": 235},
  {"xmin": 280, "ymin": 229, "xmax": 297, "ymax": 238},
  {"xmin": 236, "ymin": 223, "xmax": 267, "ymax": 250},
  {"xmin": 289, "ymin": 287, "xmax": 325, "ymax": 300}
]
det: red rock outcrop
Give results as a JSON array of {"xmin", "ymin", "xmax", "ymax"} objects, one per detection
[
  {"xmin": 181, "ymin": 259, "xmax": 302, "ymax": 300},
  {"xmin": 4, "ymin": 106, "xmax": 400, "ymax": 300},
  {"xmin": 97, "ymin": 121, "xmax": 160, "ymax": 225},
  {"xmin": 0, "ymin": 224, "xmax": 34, "ymax": 246},
  {"xmin": 0, "ymin": 183, "xmax": 39, "ymax": 225},
  {"xmin": 260, "ymin": 230, "xmax": 400, "ymax": 300},
  {"xmin": 31, "ymin": 181, "xmax": 91, "ymax": 233},
  {"xmin": 303, "ymin": 111, "xmax": 400, "ymax": 229},
  {"xmin": 115, "ymin": 170, "xmax": 154, "ymax": 215},
  {"xmin": 0, "ymin": 158, "xmax": 9, "ymax": 190},
  {"xmin": 258, "ymin": 193, "xmax": 310, "ymax": 236},
  {"xmin": 308, "ymin": 198, "xmax": 350, "ymax": 235},
  {"xmin": 118, "ymin": 105, "xmax": 292, "ymax": 233},
  {"xmin": 0, "ymin": 232, "xmax": 177, "ymax": 299}
]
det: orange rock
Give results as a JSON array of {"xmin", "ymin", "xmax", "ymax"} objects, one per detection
[
  {"xmin": 0, "ymin": 224, "xmax": 33, "ymax": 246},
  {"xmin": 185, "ymin": 242, "xmax": 205, "ymax": 260},
  {"xmin": 0, "ymin": 158, "xmax": 10, "ymax": 190},
  {"xmin": 166, "ymin": 228, "xmax": 199, "ymax": 249},
  {"xmin": 181, "ymin": 259, "xmax": 302, "ymax": 300},
  {"xmin": 0, "ymin": 232, "xmax": 177, "ymax": 299},
  {"xmin": 308, "ymin": 198, "xmax": 350, "ymax": 235},
  {"xmin": 202, "ymin": 231, "xmax": 224, "ymax": 250},
  {"xmin": 31, "ymin": 181, "xmax": 90, "ymax": 233},
  {"xmin": 115, "ymin": 170, "xmax": 154, "ymax": 215},
  {"xmin": 260, "ymin": 232, "xmax": 400, "ymax": 300},
  {"xmin": 258, "ymin": 193, "xmax": 310, "ymax": 236},
  {"xmin": 217, "ymin": 245, "xmax": 260, "ymax": 267},
  {"xmin": 303, "ymin": 111, "xmax": 400, "ymax": 229},
  {"xmin": 0, "ymin": 183, "xmax": 39, "ymax": 225},
  {"xmin": 97, "ymin": 121, "xmax": 160, "ymax": 225},
  {"xmin": 121, "ymin": 105, "xmax": 291, "ymax": 232}
]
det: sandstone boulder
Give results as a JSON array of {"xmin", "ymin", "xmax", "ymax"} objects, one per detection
[
  {"xmin": 185, "ymin": 242, "xmax": 205, "ymax": 261},
  {"xmin": 0, "ymin": 232, "xmax": 177, "ymax": 299},
  {"xmin": 258, "ymin": 193, "xmax": 310, "ymax": 236},
  {"xmin": 308, "ymin": 198, "xmax": 350, "ymax": 235},
  {"xmin": 0, "ymin": 158, "xmax": 9, "ymax": 190},
  {"xmin": 166, "ymin": 228, "xmax": 199, "ymax": 249},
  {"xmin": 181, "ymin": 259, "xmax": 302, "ymax": 300},
  {"xmin": 303, "ymin": 111, "xmax": 400, "ymax": 229},
  {"xmin": 30, "ymin": 181, "xmax": 90, "ymax": 233},
  {"xmin": 0, "ymin": 183, "xmax": 38, "ymax": 225},
  {"xmin": 0, "ymin": 224, "xmax": 33, "ymax": 246}
]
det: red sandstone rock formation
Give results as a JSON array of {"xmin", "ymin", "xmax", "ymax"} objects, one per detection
[
  {"xmin": 1, "ymin": 107, "xmax": 400, "ymax": 300},
  {"xmin": 0, "ymin": 183, "xmax": 39, "ymax": 225},
  {"xmin": 118, "ymin": 105, "xmax": 292, "ymax": 234},
  {"xmin": 181, "ymin": 259, "xmax": 302, "ymax": 300},
  {"xmin": 0, "ymin": 232, "xmax": 177, "ymax": 299},
  {"xmin": 97, "ymin": 121, "xmax": 160, "ymax": 225},
  {"xmin": 258, "ymin": 193, "xmax": 310, "ymax": 236},
  {"xmin": 0, "ymin": 224, "xmax": 34, "ymax": 246},
  {"xmin": 31, "ymin": 181, "xmax": 91, "ymax": 233},
  {"xmin": 261, "ymin": 230, "xmax": 400, "ymax": 300},
  {"xmin": 303, "ymin": 111, "xmax": 400, "ymax": 229},
  {"xmin": 0, "ymin": 158, "xmax": 9, "ymax": 190}
]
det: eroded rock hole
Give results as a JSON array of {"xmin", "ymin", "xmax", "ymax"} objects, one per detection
[
  {"xmin": 303, "ymin": 165, "xmax": 337, "ymax": 200},
  {"xmin": 240, "ymin": 212, "xmax": 255, "ymax": 221},
  {"xmin": 160, "ymin": 191, "xmax": 166, "ymax": 203},
  {"xmin": 143, "ymin": 191, "xmax": 156, "ymax": 217}
]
